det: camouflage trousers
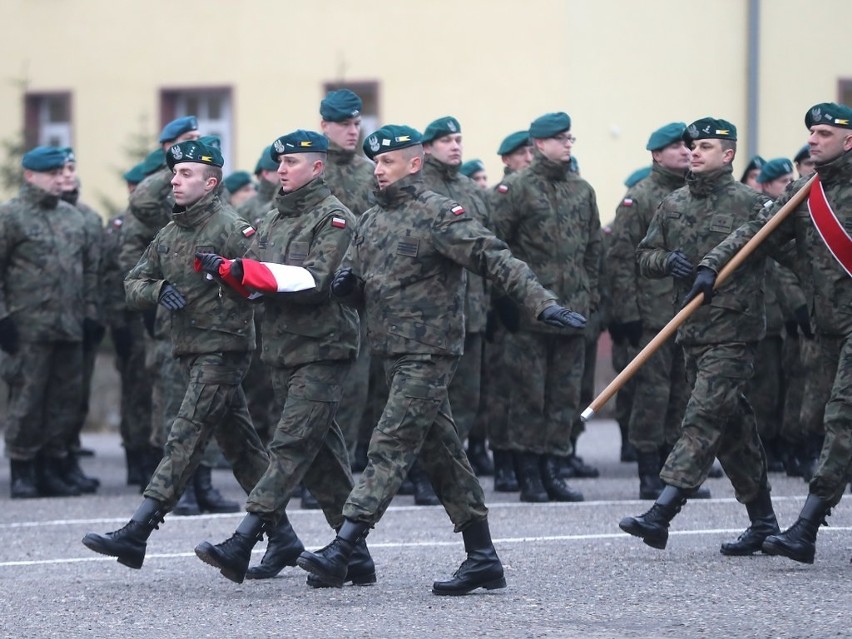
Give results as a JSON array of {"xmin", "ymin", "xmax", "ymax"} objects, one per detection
[
  {"xmin": 447, "ymin": 332, "xmax": 483, "ymax": 442},
  {"xmin": 746, "ymin": 335, "xmax": 784, "ymax": 441},
  {"xmin": 628, "ymin": 333, "xmax": 688, "ymax": 453},
  {"xmin": 477, "ymin": 324, "xmax": 509, "ymax": 450},
  {"xmin": 799, "ymin": 335, "xmax": 832, "ymax": 440},
  {"xmin": 242, "ymin": 314, "xmax": 280, "ymax": 445},
  {"xmin": 504, "ymin": 331, "xmax": 586, "ymax": 457},
  {"xmin": 69, "ymin": 341, "xmax": 98, "ymax": 448},
  {"xmin": 245, "ymin": 360, "xmax": 354, "ymax": 529},
  {"xmin": 780, "ymin": 333, "xmax": 807, "ymax": 444},
  {"xmin": 660, "ymin": 342, "xmax": 769, "ymax": 504},
  {"xmin": 809, "ymin": 332, "xmax": 852, "ymax": 505},
  {"xmin": 116, "ymin": 316, "xmax": 153, "ymax": 452},
  {"xmin": 343, "ymin": 353, "xmax": 488, "ymax": 531},
  {"xmin": 2, "ymin": 340, "xmax": 82, "ymax": 460},
  {"xmin": 336, "ymin": 318, "xmax": 371, "ymax": 452},
  {"xmin": 611, "ymin": 339, "xmax": 635, "ymax": 436},
  {"xmin": 143, "ymin": 351, "xmax": 269, "ymax": 510}
]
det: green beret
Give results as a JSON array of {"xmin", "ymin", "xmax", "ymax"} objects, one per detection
[
  {"xmin": 624, "ymin": 166, "xmax": 651, "ymax": 187},
  {"xmin": 529, "ymin": 112, "xmax": 571, "ymax": 139},
  {"xmin": 363, "ymin": 125, "xmax": 422, "ymax": 160},
  {"xmin": 22, "ymin": 146, "xmax": 67, "ymax": 171},
  {"xmin": 123, "ymin": 162, "xmax": 146, "ymax": 185},
  {"xmin": 757, "ymin": 158, "xmax": 794, "ymax": 184},
  {"xmin": 60, "ymin": 146, "xmax": 76, "ymax": 164},
  {"xmin": 684, "ymin": 117, "xmax": 737, "ymax": 143},
  {"xmin": 422, "ymin": 116, "xmax": 461, "ymax": 144},
  {"xmin": 646, "ymin": 122, "xmax": 686, "ymax": 151},
  {"xmin": 198, "ymin": 135, "xmax": 221, "ymax": 149},
  {"xmin": 794, "ymin": 144, "xmax": 810, "ymax": 164},
  {"xmin": 805, "ymin": 102, "xmax": 852, "ymax": 130},
  {"xmin": 497, "ymin": 131, "xmax": 531, "ymax": 156},
  {"xmin": 320, "ymin": 89, "xmax": 362, "ymax": 122},
  {"xmin": 142, "ymin": 149, "xmax": 166, "ymax": 175},
  {"xmin": 158, "ymin": 115, "xmax": 198, "ymax": 144},
  {"xmin": 740, "ymin": 155, "xmax": 765, "ymax": 183},
  {"xmin": 271, "ymin": 130, "xmax": 328, "ymax": 160},
  {"xmin": 459, "ymin": 159, "xmax": 485, "ymax": 178},
  {"xmin": 223, "ymin": 171, "xmax": 253, "ymax": 193},
  {"xmin": 165, "ymin": 140, "xmax": 224, "ymax": 171},
  {"xmin": 255, "ymin": 146, "xmax": 279, "ymax": 173}
]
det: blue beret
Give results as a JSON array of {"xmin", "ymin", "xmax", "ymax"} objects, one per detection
[
  {"xmin": 684, "ymin": 117, "xmax": 737, "ymax": 143},
  {"xmin": 459, "ymin": 159, "xmax": 485, "ymax": 178},
  {"xmin": 158, "ymin": 115, "xmax": 198, "ymax": 144},
  {"xmin": 320, "ymin": 89, "xmax": 362, "ymax": 122},
  {"xmin": 740, "ymin": 155, "xmax": 765, "ymax": 182},
  {"xmin": 223, "ymin": 171, "xmax": 253, "ymax": 193},
  {"xmin": 794, "ymin": 144, "xmax": 810, "ymax": 164},
  {"xmin": 363, "ymin": 125, "xmax": 422, "ymax": 160},
  {"xmin": 805, "ymin": 102, "xmax": 852, "ymax": 130},
  {"xmin": 422, "ymin": 116, "xmax": 461, "ymax": 144},
  {"xmin": 22, "ymin": 146, "xmax": 67, "ymax": 171},
  {"xmin": 123, "ymin": 162, "xmax": 146, "ymax": 185},
  {"xmin": 271, "ymin": 130, "xmax": 328, "ymax": 160},
  {"xmin": 255, "ymin": 146, "xmax": 279, "ymax": 173},
  {"xmin": 646, "ymin": 122, "xmax": 686, "ymax": 151},
  {"xmin": 757, "ymin": 158, "xmax": 794, "ymax": 184},
  {"xmin": 497, "ymin": 131, "xmax": 531, "ymax": 156},
  {"xmin": 142, "ymin": 149, "xmax": 166, "ymax": 175},
  {"xmin": 166, "ymin": 140, "xmax": 224, "ymax": 171},
  {"xmin": 624, "ymin": 166, "xmax": 652, "ymax": 187},
  {"xmin": 529, "ymin": 112, "xmax": 571, "ymax": 139}
]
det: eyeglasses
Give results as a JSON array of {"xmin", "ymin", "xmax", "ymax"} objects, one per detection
[{"xmin": 552, "ymin": 133, "xmax": 576, "ymax": 144}]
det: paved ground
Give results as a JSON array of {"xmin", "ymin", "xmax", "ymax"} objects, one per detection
[{"xmin": 1, "ymin": 419, "xmax": 850, "ymax": 639}]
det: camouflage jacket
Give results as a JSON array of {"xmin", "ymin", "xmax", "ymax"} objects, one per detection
[
  {"xmin": 701, "ymin": 150, "xmax": 852, "ymax": 337},
  {"xmin": 422, "ymin": 154, "xmax": 490, "ymax": 333},
  {"xmin": 101, "ymin": 212, "xmax": 129, "ymax": 328},
  {"xmin": 62, "ymin": 195, "xmax": 104, "ymax": 323},
  {"xmin": 247, "ymin": 177, "xmax": 358, "ymax": 367},
  {"xmin": 324, "ymin": 140, "xmax": 375, "ymax": 217},
  {"xmin": 237, "ymin": 177, "xmax": 277, "ymax": 226},
  {"xmin": 491, "ymin": 152, "xmax": 601, "ymax": 333},
  {"xmin": 607, "ymin": 164, "xmax": 685, "ymax": 329},
  {"xmin": 0, "ymin": 182, "xmax": 98, "ymax": 341},
  {"xmin": 638, "ymin": 164, "xmax": 771, "ymax": 346},
  {"xmin": 125, "ymin": 191, "xmax": 256, "ymax": 356},
  {"xmin": 120, "ymin": 166, "xmax": 173, "ymax": 274},
  {"xmin": 338, "ymin": 173, "xmax": 557, "ymax": 356}
]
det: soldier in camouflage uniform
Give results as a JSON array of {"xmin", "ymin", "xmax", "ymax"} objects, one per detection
[
  {"xmin": 296, "ymin": 124, "xmax": 585, "ymax": 595},
  {"xmin": 619, "ymin": 118, "xmax": 778, "ymax": 555},
  {"xmin": 193, "ymin": 130, "xmax": 375, "ymax": 586},
  {"xmin": 1, "ymin": 146, "xmax": 99, "ymax": 499},
  {"xmin": 701, "ymin": 103, "xmax": 852, "ymax": 564},
  {"xmin": 82, "ymin": 139, "xmax": 270, "ymax": 570},
  {"xmin": 607, "ymin": 123, "xmax": 692, "ymax": 500},
  {"xmin": 491, "ymin": 112, "xmax": 600, "ymax": 503}
]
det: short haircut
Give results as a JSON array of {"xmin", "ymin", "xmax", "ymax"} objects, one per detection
[
  {"xmin": 400, "ymin": 144, "xmax": 424, "ymax": 162},
  {"xmin": 720, "ymin": 139, "xmax": 737, "ymax": 156},
  {"xmin": 203, "ymin": 165, "xmax": 223, "ymax": 185}
]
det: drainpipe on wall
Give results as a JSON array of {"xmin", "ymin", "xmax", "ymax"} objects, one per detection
[{"xmin": 746, "ymin": 0, "xmax": 760, "ymax": 159}]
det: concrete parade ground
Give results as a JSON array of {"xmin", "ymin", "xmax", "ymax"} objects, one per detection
[{"xmin": 0, "ymin": 419, "xmax": 850, "ymax": 639}]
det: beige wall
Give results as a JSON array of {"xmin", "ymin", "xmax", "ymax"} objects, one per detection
[{"xmin": 0, "ymin": 0, "xmax": 849, "ymax": 222}]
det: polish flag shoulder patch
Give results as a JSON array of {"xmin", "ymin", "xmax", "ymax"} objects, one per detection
[
  {"xmin": 331, "ymin": 216, "xmax": 347, "ymax": 229},
  {"xmin": 242, "ymin": 226, "xmax": 257, "ymax": 237},
  {"xmin": 451, "ymin": 204, "xmax": 465, "ymax": 216},
  {"xmin": 622, "ymin": 198, "xmax": 634, "ymax": 207},
  {"xmin": 497, "ymin": 184, "xmax": 509, "ymax": 194}
]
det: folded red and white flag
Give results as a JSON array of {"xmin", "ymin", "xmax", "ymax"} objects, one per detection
[{"xmin": 216, "ymin": 258, "xmax": 315, "ymax": 297}]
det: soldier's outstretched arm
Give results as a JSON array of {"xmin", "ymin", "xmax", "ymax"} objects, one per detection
[{"xmin": 124, "ymin": 238, "xmax": 166, "ymax": 311}]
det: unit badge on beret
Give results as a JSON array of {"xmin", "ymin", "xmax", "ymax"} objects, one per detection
[
  {"xmin": 171, "ymin": 146, "xmax": 183, "ymax": 160},
  {"xmin": 368, "ymin": 136, "xmax": 380, "ymax": 153},
  {"xmin": 447, "ymin": 120, "xmax": 457, "ymax": 133},
  {"xmin": 811, "ymin": 107, "xmax": 822, "ymax": 122},
  {"xmin": 274, "ymin": 139, "xmax": 286, "ymax": 153},
  {"xmin": 351, "ymin": 110, "xmax": 360, "ymax": 117},
  {"xmin": 687, "ymin": 125, "xmax": 699, "ymax": 139}
]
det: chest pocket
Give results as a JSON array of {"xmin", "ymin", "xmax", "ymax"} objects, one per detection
[
  {"xmin": 709, "ymin": 213, "xmax": 734, "ymax": 234},
  {"xmin": 287, "ymin": 241, "xmax": 309, "ymax": 265}
]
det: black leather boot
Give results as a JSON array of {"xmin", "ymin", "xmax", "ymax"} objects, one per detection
[
  {"xmin": 518, "ymin": 452, "xmax": 549, "ymax": 502},
  {"xmin": 38, "ymin": 457, "xmax": 80, "ymax": 497},
  {"xmin": 432, "ymin": 518, "xmax": 506, "ymax": 595},
  {"xmin": 173, "ymin": 479, "xmax": 201, "ymax": 516},
  {"xmin": 466, "ymin": 438, "xmax": 494, "ymax": 476},
  {"xmin": 562, "ymin": 452, "xmax": 600, "ymax": 479},
  {"xmin": 540, "ymin": 455, "xmax": 584, "ymax": 502},
  {"xmin": 245, "ymin": 513, "xmax": 305, "ymax": 579},
  {"xmin": 492, "ymin": 450, "xmax": 519, "ymax": 492},
  {"xmin": 410, "ymin": 461, "xmax": 440, "ymax": 506},
  {"xmin": 194, "ymin": 465, "xmax": 240, "ymax": 513},
  {"xmin": 195, "ymin": 513, "xmax": 267, "ymax": 583},
  {"xmin": 619, "ymin": 485, "xmax": 688, "ymax": 550},
  {"xmin": 762, "ymin": 493, "xmax": 831, "ymax": 564},
  {"xmin": 306, "ymin": 537, "xmax": 377, "ymax": 588},
  {"xmin": 62, "ymin": 454, "xmax": 99, "ymax": 494},
  {"xmin": 637, "ymin": 450, "xmax": 664, "ymax": 500},
  {"xmin": 297, "ymin": 519, "xmax": 371, "ymax": 587},
  {"xmin": 10, "ymin": 459, "xmax": 40, "ymax": 499},
  {"xmin": 81, "ymin": 498, "xmax": 165, "ymax": 569},
  {"xmin": 720, "ymin": 488, "xmax": 780, "ymax": 556}
]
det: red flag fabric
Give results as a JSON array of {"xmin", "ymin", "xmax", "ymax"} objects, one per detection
[{"xmin": 808, "ymin": 175, "xmax": 852, "ymax": 277}]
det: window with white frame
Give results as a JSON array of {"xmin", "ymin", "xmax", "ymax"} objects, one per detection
[{"xmin": 161, "ymin": 88, "xmax": 233, "ymax": 172}]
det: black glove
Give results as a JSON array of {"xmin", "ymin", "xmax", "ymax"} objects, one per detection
[
  {"xmin": 0, "ymin": 316, "xmax": 19, "ymax": 354},
  {"xmin": 538, "ymin": 305, "xmax": 587, "ymax": 329},
  {"xmin": 195, "ymin": 251, "xmax": 224, "ymax": 276},
  {"xmin": 111, "ymin": 325, "xmax": 133, "ymax": 360},
  {"xmin": 158, "ymin": 283, "xmax": 187, "ymax": 311},
  {"xmin": 793, "ymin": 304, "xmax": 814, "ymax": 339},
  {"xmin": 608, "ymin": 322, "xmax": 626, "ymax": 346},
  {"xmin": 330, "ymin": 267, "xmax": 356, "ymax": 298},
  {"xmin": 230, "ymin": 258, "xmax": 244, "ymax": 282},
  {"xmin": 683, "ymin": 267, "xmax": 717, "ymax": 306},
  {"xmin": 493, "ymin": 296, "xmax": 520, "ymax": 333},
  {"xmin": 666, "ymin": 250, "xmax": 694, "ymax": 280},
  {"xmin": 621, "ymin": 319, "xmax": 643, "ymax": 348},
  {"xmin": 82, "ymin": 317, "xmax": 106, "ymax": 349}
]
